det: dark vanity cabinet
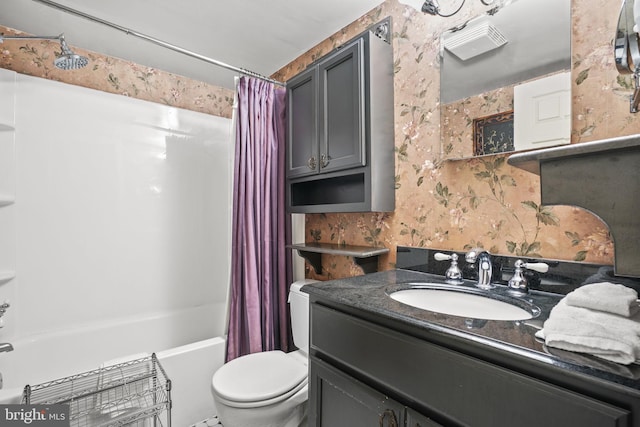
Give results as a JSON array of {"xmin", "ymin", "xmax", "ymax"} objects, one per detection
[
  {"xmin": 308, "ymin": 301, "xmax": 637, "ymax": 427},
  {"xmin": 286, "ymin": 20, "xmax": 395, "ymax": 213}
]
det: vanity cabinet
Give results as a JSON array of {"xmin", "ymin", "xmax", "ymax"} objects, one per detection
[
  {"xmin": 286, "ymin": 19, "xmax": 394, "ymax": 213},
  {"xmin": 309, "ymin": 301, "xmax": 636, "ymax": 427}
]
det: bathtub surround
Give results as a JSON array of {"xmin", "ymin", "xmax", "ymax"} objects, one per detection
[
  {"xmin": 227, "ymin": 77, "xmax": 291, "ymax": 361},
  {"xmin": 0, "ymin": 69, "xmax": 232, "ymax": 425}
]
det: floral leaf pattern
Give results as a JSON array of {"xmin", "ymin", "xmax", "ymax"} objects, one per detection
[
  {"xmin": 1, "ymin": 0, "xmax": 623, "ymax": 280},
  {"xmin": 279, "ymin": 0, "xmax": 621, "ymax": 279}
]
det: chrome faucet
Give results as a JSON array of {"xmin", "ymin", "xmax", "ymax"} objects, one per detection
[
  {"xmin": 465, "ymin": 248, "xmax": 494, "ymax": 289},
  {"xmin": 507, "ymin": 260, "xmax": 550, "ymax": 296},
  {"xmin": 434, "ymin": 252, "xmax": 464, "ymax": 284}
]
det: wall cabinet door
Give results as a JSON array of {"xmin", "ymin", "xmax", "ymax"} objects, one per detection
[
  {"xmin": 318, "ymin": 38, "xmax": 366, "ymax": 174},
  {"xmin": 287, "ymin": 67, "xmax": 318, "ymax": 177},
  {"xmin": 287, "ymin": 38, "xmax": 365, "ymax": 179},
  {"xmin": 309, "ymin": 356, "xmax": 405, "ymax": 427}
]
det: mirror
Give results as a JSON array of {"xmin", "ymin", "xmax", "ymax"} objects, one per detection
[
  {"xmin": 615, "ymin": 0, "xmax": 640, "ymax": 112},
  {"xmin": 440, "ymin": 0, "xmax": 571, "ymax": 159}
]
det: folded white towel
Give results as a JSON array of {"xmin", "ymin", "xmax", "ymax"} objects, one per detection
[
  {"xmin": 566, "ymin": 282, "xmax": 639, "ymax": 317},
  {"xmin": 539, "ymin": 299, "xmax": 640, "ymax": 365}
]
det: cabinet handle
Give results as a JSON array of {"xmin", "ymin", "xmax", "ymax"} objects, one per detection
[
  {"xmin": 320, "ymin": 153, "xmax": 331, "ymax": 168},
  {"xmin": 307, "ymin": 156, "xmax": 317, "ymax": 170},
  {"xmin": 379, "ymin": 409, "xmax": 399, "ymax": 427}
]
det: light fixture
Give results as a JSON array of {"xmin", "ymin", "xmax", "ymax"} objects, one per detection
[
  {"xmin": 442, "ymin": 18, "xmax": 507, "ymax": 60},
  {"xmin": 398, "ymin": 0, "xmax": 498, "ymax": 18},
  {"xmin": 0, "ymin": 33, "xmax": 88, "ymax": 70}
]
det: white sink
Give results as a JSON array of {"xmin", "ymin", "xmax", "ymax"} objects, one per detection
[{"xmin": 389, "ymin": 284, "xmax": 538, "ymax": 321}]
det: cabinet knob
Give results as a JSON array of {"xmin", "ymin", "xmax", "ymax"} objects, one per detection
[
  {"xmin": 307, "ymin": 156, "xmax": 317, "ymax": 170},
  {"xmin": 379, "ymin": 409, "xmax": 399, "ymax": 427},
  {"xmin": 320, "ymin": 153, "xmax": 331, "ymax": 168}
]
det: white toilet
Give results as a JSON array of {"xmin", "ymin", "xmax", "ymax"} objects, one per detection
[{"xmin": 212, "ymin": 279, "xmax": 318, "ymax": 427}]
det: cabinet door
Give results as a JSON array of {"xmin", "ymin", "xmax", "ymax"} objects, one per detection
[
  {"xmin": 287, "ymin": 67, "xmax": 318, "ymax": 178},
  {"xmin": 405, "ymin": 408, "xmax": 443, "ymax": 427},
  {"xmin": 309, "ymin": 356, "xmax": 404, "ymax": 427},
  {"xmin": 318, "ymin": 39, "xmax": 366, "ymax": 174}
]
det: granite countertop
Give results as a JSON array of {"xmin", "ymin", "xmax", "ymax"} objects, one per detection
[{"xmin": 302, "ymin": 269, "xmax": 640, "ymax": 390}]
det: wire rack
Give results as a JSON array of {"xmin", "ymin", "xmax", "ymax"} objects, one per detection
[{"xmin": 22, "ymin": 353, "xmax": 171, "ymax": 427}]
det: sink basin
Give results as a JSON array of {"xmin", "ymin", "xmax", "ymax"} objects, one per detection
[{"xmin": 389, "ymin": 283, "xmax": 540, "ymax": 321}]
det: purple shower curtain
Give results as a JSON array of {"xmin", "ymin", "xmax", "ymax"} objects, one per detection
[{"xmin": 226, "ymin": 76, "xmax": 291, "ymax": 362}]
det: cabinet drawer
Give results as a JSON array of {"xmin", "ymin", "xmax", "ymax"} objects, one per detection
[{"xmin": 311, "ymin": 303, "xmax": 631, "ymax": 427}]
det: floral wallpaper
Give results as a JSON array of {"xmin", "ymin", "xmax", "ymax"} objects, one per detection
[
  {"xmin": 1, "ymin": 0, "xmax": 637, "ymax": 282},
  {"xmin": 0, "ymin": 27, "xmax": 234, "ymax": 118},
  {"xmin": 442, "ymin": 84, "xmax": 516, "ymax": 159},
  {"xmin": 274, "ymin": 0, "xmax": 638, "ymax": 280}
]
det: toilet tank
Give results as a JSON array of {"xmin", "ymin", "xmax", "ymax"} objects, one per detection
[{"xmin": 288, "ymin": 279, "xmax": 319, "ymax": 354}]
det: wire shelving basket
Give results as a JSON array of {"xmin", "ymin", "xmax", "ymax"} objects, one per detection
[{"xmin": 22, "ymin": 353, "xmax": 171, "ymax": 427}]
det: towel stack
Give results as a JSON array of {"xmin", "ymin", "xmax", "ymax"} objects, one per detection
[{"xmin": 536, "ymin": 282, "xmax": 640, "ymax": 365}]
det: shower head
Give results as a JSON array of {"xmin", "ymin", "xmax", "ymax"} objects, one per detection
[
  {"xmin": 0, "ymin": 33, "xmax": 89, "ymax": 70},
  {"xmin": 54, "ymin": 36, "xmax": 88, "ymax": 70}
]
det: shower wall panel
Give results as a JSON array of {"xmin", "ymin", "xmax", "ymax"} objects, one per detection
[
  {"xmin": 4, "ymin": 73, "xmax": 233, "ymax": 341},
  {"xmin": 0, "ymin": 68, "xmax": 17, "ymax": 338}
]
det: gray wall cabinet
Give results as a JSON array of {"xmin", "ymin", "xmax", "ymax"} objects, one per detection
[{"xmin": 286, "ymin": 19, "xmax": 395, "ymax": 213}]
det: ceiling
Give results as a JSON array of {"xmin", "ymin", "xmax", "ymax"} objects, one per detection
[{"xmin": 0, "ymin": 0, "xmax": 383, "ymax": 89}]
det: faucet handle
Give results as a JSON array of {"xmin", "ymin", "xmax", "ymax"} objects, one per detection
[
  {"xmin": 508, "ymin": 260, "xmax": 549, "ymax": 295},
  {"xmin": 434, "ymin": 252, "xmax": 464, "ymax": 284},
  {"xmin": 434, "ymin": 252, "xmax": 453, "ymax": 261},
  {"xmin": 521, "ymin": 262, "xmax": 549, "ymax": 273}
]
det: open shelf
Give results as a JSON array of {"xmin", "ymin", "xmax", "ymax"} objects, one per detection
[{"xmin": 289, "ymin": 242, "xmax": 389, "ymax": 274}]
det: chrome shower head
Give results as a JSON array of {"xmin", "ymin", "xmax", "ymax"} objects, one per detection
[
  {"xmin": 54, "ymin": 36, "xmax": 88, "ymax": 70},
  {"xmin": 0, "ymin": 32, "xmax": 88, "ymax": 70}
]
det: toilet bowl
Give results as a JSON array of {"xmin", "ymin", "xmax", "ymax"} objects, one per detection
[{"xmin": 211, "ymin": 279, "xmax": 318, "ymax": 427}]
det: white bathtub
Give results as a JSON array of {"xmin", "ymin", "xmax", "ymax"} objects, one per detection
[{"xmin": 0, "ymin": 304, "xmax": 227, "ymax": 426}]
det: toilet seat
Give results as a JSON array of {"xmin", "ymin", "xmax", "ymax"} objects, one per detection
[{"xmin": 212, "ymin": 350, "xmax": 308, "ymax": 409}]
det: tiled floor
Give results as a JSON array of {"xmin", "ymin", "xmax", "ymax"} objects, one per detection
[{"xmin": 190, "ymin": 415, "xmax": 222, "ymax": 427}]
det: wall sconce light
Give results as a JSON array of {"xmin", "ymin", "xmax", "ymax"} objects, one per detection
[{"xmin": 398, "ymin": 0, "xmax": 497, "ymax": 17}]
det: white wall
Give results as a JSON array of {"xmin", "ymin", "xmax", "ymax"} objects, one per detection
[{"xmin": 0, "ymin": 69, "xmax": 232, "ymax": 343}]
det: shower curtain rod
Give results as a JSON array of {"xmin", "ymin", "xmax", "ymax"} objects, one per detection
[{"xmin": 32, "ymin": 0, "xmax": 285, "ymax": 86}]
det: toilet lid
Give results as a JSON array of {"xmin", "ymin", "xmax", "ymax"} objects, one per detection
[{"xmin": 212, "ymin": 350, "xmax": 307, "ymax": 404}]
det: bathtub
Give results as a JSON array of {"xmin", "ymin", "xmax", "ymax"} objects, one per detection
[{"xmin": 0, "ymin": 304, "xmax": 227, "ymax": 426}]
